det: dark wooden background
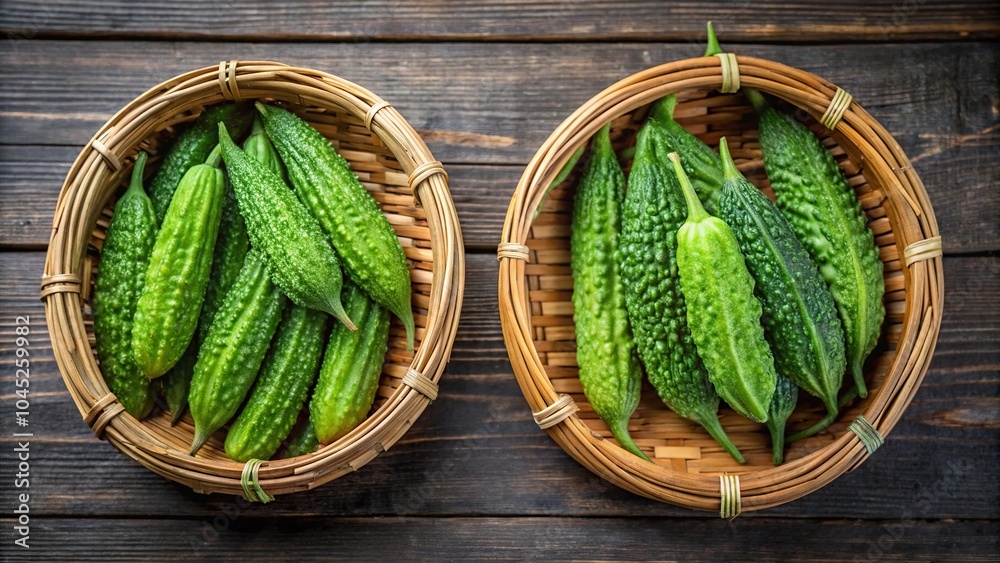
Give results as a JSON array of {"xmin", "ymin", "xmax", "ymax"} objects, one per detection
[{"xmin": 1, "ymin": 1, "xmax": 998, "ymax": 560}]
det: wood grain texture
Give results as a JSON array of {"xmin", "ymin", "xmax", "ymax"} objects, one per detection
[
  {"xmin": 2, "ymin": 143, "xmax": 996, "ymax": 253},
  {"xmin": 1, "ymin": 516, "xmax": 997, "ymax": 560},
  {"xmin": 0, "ymin": 41, "xmax": 997, "ymax": 252},
  {"xmin": 2, "ymin": 251, "xmax": 997, "ymax": 520},
  {"xmin": 1, "ymin": 0, "xmax": 997, "ymax": 41}
]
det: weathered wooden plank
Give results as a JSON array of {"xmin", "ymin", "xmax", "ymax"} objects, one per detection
[
  {"xmin": 0, "ymin": 42, "xmax": 996, "ymax": 176},
  {"xmin": 2, "ymin": 516, "xmax": 997, "ymax": 560},
  {"xmin": 2, "ymin": 77, "xmax": 998, "ymax": 253},
  {"xmin": 1, "ymin": 0, "xmax": 997, "ymax": 42},
  {"xmin": 1, "ymin": 251, "xmax": 997, "ymax": 519}
]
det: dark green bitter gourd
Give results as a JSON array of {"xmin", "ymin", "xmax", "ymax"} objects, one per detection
[
  {"xmin": 570, "ymin": 123, "xmax": 648, "ymax": 461},
  {"xmin": 188, "ymin": 250, "xmax": 287, "ymax": 454},
  {"xmin": 744, "ymin": 88, "xmax": 885, "ymax": 399},
  {"xmin": 225, "ymin": 305, "xmax": 329, "ymax": 462},
  {"xmin": 148, "ymin": 102, "xmax": 253, "ymax": 223},
  {"xmin": 132, "ymin": 147, "xmax": 226, "ymax": 379},
  {"xmin": 716, "ymin": 138, "xmax": 847, "ymax": 442},
  {"xmin": 672, "ymin": 152, "xmax": 777, "ymax": 423},
  {"xmin": 93, "ymin": 151, "xmax": 158, "ymax": 418},
  {"xmin": 310, "ymin": 283, "xmax": 390, "ymax": 445},
  {"xmin": 256, "ymin": 103, "xmax": 415, "ymax": 350},
  {"xmin": 218, "ymin": 123, "xmax": 354, "ymax": 330},
  {"xmin": 162, "ymin": 341, "xmax": 196, "ymax": 425},
  {"xmin": 620, "ymin": 120, "xmax": 744, "ymax": 463}
]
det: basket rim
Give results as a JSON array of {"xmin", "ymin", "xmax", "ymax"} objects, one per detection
[
  {"xmin": 497, "ymin": 54, "xmax": 943, "ymax": 513},
  {"xmin": 42, "ymin": 60, "xmax": 466, "ymax": 498}
]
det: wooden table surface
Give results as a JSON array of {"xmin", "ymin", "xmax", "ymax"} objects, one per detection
[{"xmin": 1, "ymin": 2, "xmax": 998, "ymax": 560}]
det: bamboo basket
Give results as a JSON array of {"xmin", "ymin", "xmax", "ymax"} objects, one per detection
[
  {"xmin": 498, "ymin": 54, "xmax": 943, "ymax": 514},
  {"xmin": 43, "ymin": 61, "xmax": 464, "ymax": 500}
]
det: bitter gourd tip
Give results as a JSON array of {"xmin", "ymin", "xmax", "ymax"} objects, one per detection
[
  {"xmin": 668, "ymin": 152, "xmax": 709, "ymax": 222},
  {"xmin": 786, "ymin": 408, "xmax": 839, "ymax": 443},
  {"xmin": 648, "ymin": 94, "xmax": 679, "ymax": 124},
  {"xmin": 704, "ymin": 22, "xmax": 723, "ymax": 57},
  {"xmin": 190, "ymin": 428, "xmax": 210, "ymax": 456},
  {"xmin": 769, "ymin": 426, "xmax": 785, "ymax": 465},
  {"xmin": 254, "ymin": 101, "xmax": 271, "ymax": 118},
  {"xmin": 170, "ymin": 409, "xmax": 185, "ymax": 427},
  {"xmin": 608, "ymin": 419, "xmax": 651, "ymax": 462},
  {"xmin": 697, "ymin": 414, "xmax": 746, "ymax": 464},
  {"xmin": 743, "ymin": 88, "xmax": 769, "ymax": 114},
  {"xmin": 128, "ymin": 152, "xmax": 149, "ymax": 193},
  {"xmin": 718, "ymin": 137, "xmax": 742, "ymax": 182},
  {"xmin": 851, "ymin": 362, "xmax": 869, "ymax": 398},
  {"xmin": 205, "ymin": 144, "xmax": 222, "ymax": 167},
  {"xmin": 327, "ymin": 296, "xmax": 358, "ymax": 332},
  {"xmin": 250, "ymin": 115, "xmax": 266, "ymax": 136}
]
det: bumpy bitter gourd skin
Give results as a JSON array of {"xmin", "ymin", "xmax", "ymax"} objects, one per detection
[
  {"xmin": 716, "ymin": 139, "xmax": 846, "ymax": 427},
  {"xmin": 569, "ymin": 124, "xmax": 648, "ymax": 461},
  {"xmin": 310, "ymin": 283, "xmax": 390, "ymax": 445},
  {"xmin": 620, "ymin": 121, "xmax": 744, "ymax": 463},
  {"xmin": 162, "ymin": 340, "xmax": 196, "ymax": 425},
  {"xmin": 93, "ymin": 152, "xmax": 158, "ymax": 418},
  {"xmin": 218, "ymin": 123, "xmax": 354, "ymax": 329},
  {"xmin": 647, "ymin": 95, "xmax": 725, "ymax": 216},
  {"xmin": 672, "ymin": 152, "xmax": 777, "ymax": 423},
  {"xmin": 225, "ymin": 305, "xmax": 329, "ymax": 462},
  {"xmin": 188, "ymin": 250, "xmax": 287, "ymax": 454},
  {"xmin": 745, "ymin": 89, "xmax": 885, "ymax": 398},
  {"xmin": 256, "ymin": 103, "xmax": 414, "ymax": 350},
  {"xmin": 132, "ymin": 148, "xmax": 226, "ymax": 379},
  {"xmin": 148, "ymin": 103, "xmax": 253, "ymax": 223}
]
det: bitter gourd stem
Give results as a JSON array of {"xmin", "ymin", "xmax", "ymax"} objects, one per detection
[
  {"xmin": 704, "ymin": 22, "xmax": 723, "ymax": 57},
  {"xmin": 697, "ymin": 414, "xmax": 746, "ymax": 464},
  {"xmin": 250, "ymin": 115, "xmax": 265, "ymax": 136},
  {"xmin": 743, "ymin": 88, "xmax": 769, "ymax": 114},
  {"xmin": 205, "ymin": 144, "xmax": 222, "ymax": 168},
  {"xmin": 608, "ymin": 418, "xmax": 650, "ymax": 461},
  {"xmin": 787, "ymin": 387, "xmax": 860, "ymax": 443},
  {"xmin": 190, "ymin": 428, "xmax": 210, "ymax": 455},
  {"xmin": 669, "ymin": 152, "xmax": 708, "ymax": 222},
  {"xmin": 768, "ymin": 421, "xmax": 786, "ymax": 465},
  {"xmin": 718, "ymin": 139, "xmax": 741, "ymax": 182},
  {"xmin": 127, "ymin": 152, "xmax": 148, "ymax": 195}
]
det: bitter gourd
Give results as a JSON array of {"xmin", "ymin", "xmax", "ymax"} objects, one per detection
[
  {"xmin": 310, "ymin": 282, "xmax": 390, "ymax": 445},
  {"xmin": 162, "ymin": 341, "xmax": 196, "ymax": 425},
  {"xmin": 148, "ymin": 102, "xmax": 253, "ymax": 223},
  {"xmin": 188, "ymin": 250, "xmax": 287, "ymax": 454},
  {"xmin": 716, "ymin": 138, "xmax": 847, "ymax": 437},
  {"xmin": 569, "ymin": 124, "xmax": 648, "ymax": 461},
  {"xmin": 218, "ymin": 123, "xmax": 354, "ymax": 330},
  {"xmin": 672, "ymin": 152, "xmax": 777, "ymax": 423},
  {"xmin": 93, "ymin": 151, "xmax": 157, "ymax": 419},
  {"xmin": 132, "ymin": 146, "xmax": 226, "ymax": 379},
  {"xmin": 256, "ymin": 103, "xmax": 414, "ymax": 350},
  {"xmin": 283, "ymin": 416, "xmax": 320, "ymax": 458},
  {"xmin": 744, "ymin": 88, "xmax": 885, "ymax": 398},
  {"xmin": 620, "ymin": 120, "xmax": 744, "ymax": 462},
  {"xmin": 225, "ymin": 305, "xmax": 328, "ymax": 462}
]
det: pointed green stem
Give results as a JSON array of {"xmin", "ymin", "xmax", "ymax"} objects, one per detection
[
  {"xmin": 743, "ymin": 88, "xmax": 769, "ymax": 114},
  {"xmin": 718, "ymin": 137, "xmax": 743, "ymax": 182},
  {"xmin": 609, "ymin": 418, "xmax": 651, "ymax": 462},
  {"xmin": 190, "ymin": 427, "xmax": 210, "ymax": 455},
  {"xmin": 767, "ymin": 420, "xmax": 786, "ymax": 465},
  {"xmin": 127, "ymin": 151, "xmax": 149, "ymax": 194},
  {"xmin": 649, "ymin": 93, "xmax": 679, "ymax": 124},
  {"xmin": 851, "ymin": 361, "xmax": 869, "ymax": 398},
  {"xmin": 698, "ymin": 414, "xmax": 745, "ymax": 464},
  {"xmin": 205, "ymin": 144, "xmax": 223, "ymax": 167},
  {"xmin": 668, "ymin": 152, "xmax": 709, "ymax": 222},
  {"xmin": 704, "ymin": 22, "xmax": 723, "ymax": 57},
  {"xmin": 250, "ymin": 115, "xmax": 266, "ymax": 136}
]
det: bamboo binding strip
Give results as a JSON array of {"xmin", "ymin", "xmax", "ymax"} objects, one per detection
[
  {"xmin": 498, "ymin": 55, "xmax": 942, "ymax": 513},
  {"xmin": 43, "ymin": 61, "xmax": 465, "ymax": 498}
]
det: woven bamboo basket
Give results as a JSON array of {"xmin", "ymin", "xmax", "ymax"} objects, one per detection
[
  {"xmin": 43, "ymin": 61, "xmax": 464, "ymax": 500},
  {"xmin": 498, "ymin": 54, "xmax": 943, "ymax": 514}
]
